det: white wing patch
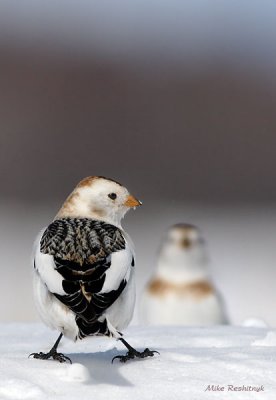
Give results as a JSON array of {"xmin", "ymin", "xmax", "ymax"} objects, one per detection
[
  {"xmin": 34, "ymin": 232, "xmax": 66, "ymax": 296},
  {"xmin": 101, "ymin": 246, "xmax": 133, "ymax": 293}
]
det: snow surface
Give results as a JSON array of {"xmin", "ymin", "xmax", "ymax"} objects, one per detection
[{"xmin": 0, "ymin": 323, "xmax": 275, "ymax": 400}]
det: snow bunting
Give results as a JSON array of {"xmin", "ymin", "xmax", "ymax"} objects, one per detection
[
  {"xmin": 141, "ymin": 224, "xmax": 227, "ymax": 326},
  {"xmin": 30, "ymin": 176, "xmax": 158, "ymax": 363}
]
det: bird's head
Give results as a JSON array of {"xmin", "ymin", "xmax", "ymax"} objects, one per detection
[
  {"xmin": 159, "ymin": 224, "xmax": 207, "ymax": 267},
  {"xmin": 56, "ymin": 176, "xmax": 141, "ymax": 226}
]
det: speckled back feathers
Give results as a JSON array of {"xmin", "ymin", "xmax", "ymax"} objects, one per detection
[{"xmin": 40, "ymin": 218, "xmax": 126, "ymax": 265}]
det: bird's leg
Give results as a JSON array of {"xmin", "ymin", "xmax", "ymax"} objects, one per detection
[
  {"xmin": 112, "ymin": 337, "xmax": 159, "ymax": 363},
  {"xmin": 29, "ymin": 333, "xmax": 72, "ymax": 364}
]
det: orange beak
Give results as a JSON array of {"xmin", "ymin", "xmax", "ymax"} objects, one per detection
[{"xmin": 124, "ymin": 195, "xmax": 142, "ymax": 208}]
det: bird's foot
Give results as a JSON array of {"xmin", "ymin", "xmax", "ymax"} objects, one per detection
[
  {"xmin": 112, "ymin": 348, "xmax": 159, "ymax": 363},
  {"xmin": 29, "ymin": 350, "xmax": 72, "ymax": 364}
]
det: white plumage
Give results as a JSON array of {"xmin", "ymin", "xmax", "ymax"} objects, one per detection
[
  {"xmin": 30, "ymin": 176, "xmax": 158, "ymax": 363},
  {"xmin": 141, "ymin": 224, "xmax": 228, "ymax": 326}
]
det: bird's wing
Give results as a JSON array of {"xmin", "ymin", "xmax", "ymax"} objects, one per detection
[{"xmin": 35, "ymin": 218, "xmax": 133, "ymax": 334}]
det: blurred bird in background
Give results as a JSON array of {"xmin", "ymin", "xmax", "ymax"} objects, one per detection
[{"xmin": 141, "ymin": 224, "xmax": 228, "ymax": 326}]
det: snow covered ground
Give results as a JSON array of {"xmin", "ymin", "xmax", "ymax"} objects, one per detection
[{"xmin": 0, "ymin": 323, "xmax": 275, "ymax": 400}]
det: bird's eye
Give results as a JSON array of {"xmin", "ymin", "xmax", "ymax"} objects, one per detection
[{"xmin": 108, "ymin": 193, "xmax": 117, "ymax": 200}]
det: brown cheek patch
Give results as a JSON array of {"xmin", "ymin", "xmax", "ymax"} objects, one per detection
[
  {"xmin": 147, "ymin": 278, "xmax": 214, "ymax": 300},
  {"xmin": 90, "ymin": 207, "xmax": 106, "ymax": 217},
  {"xmin": 56, "ymin": 192, "xmax": 80, "ymax": 218}
]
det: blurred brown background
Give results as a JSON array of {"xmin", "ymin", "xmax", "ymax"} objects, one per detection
[{"xmin": 1, "ymin": 0, "xmax": 276, "ymax": 326}]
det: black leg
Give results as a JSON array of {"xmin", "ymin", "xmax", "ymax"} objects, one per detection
[
  {"xmin": 112, "ymin": 337, "xmax": 159, "ymax": 363},
  {"xmin": 29, "ymin": 333, "xmax": 72, "ymax": 364}
]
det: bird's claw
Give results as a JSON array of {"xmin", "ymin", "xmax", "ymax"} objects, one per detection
[
  {"xmin": 112, "ymin": 348, "xmax": 159, "ymax": 363},
  {"xmin": 112, "ymin": 352, "xmax": 135, "ymax": 363},
  {"xmin": 52, "ymin": 352, "xmax": 72, "ymax": 363},
  {"xmin": 29, "ymin": 351, "xmax": 72, "ymax": 364}
]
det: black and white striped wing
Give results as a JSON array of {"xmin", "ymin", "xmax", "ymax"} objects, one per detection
[{"xmin": 35, "ymin": 218, "xmax": 133, "ymax": 338}]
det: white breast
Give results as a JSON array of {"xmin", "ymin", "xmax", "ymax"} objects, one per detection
[{"xmin": 141, "ymin": 289, "xmax": 226, "ymax": 326}]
